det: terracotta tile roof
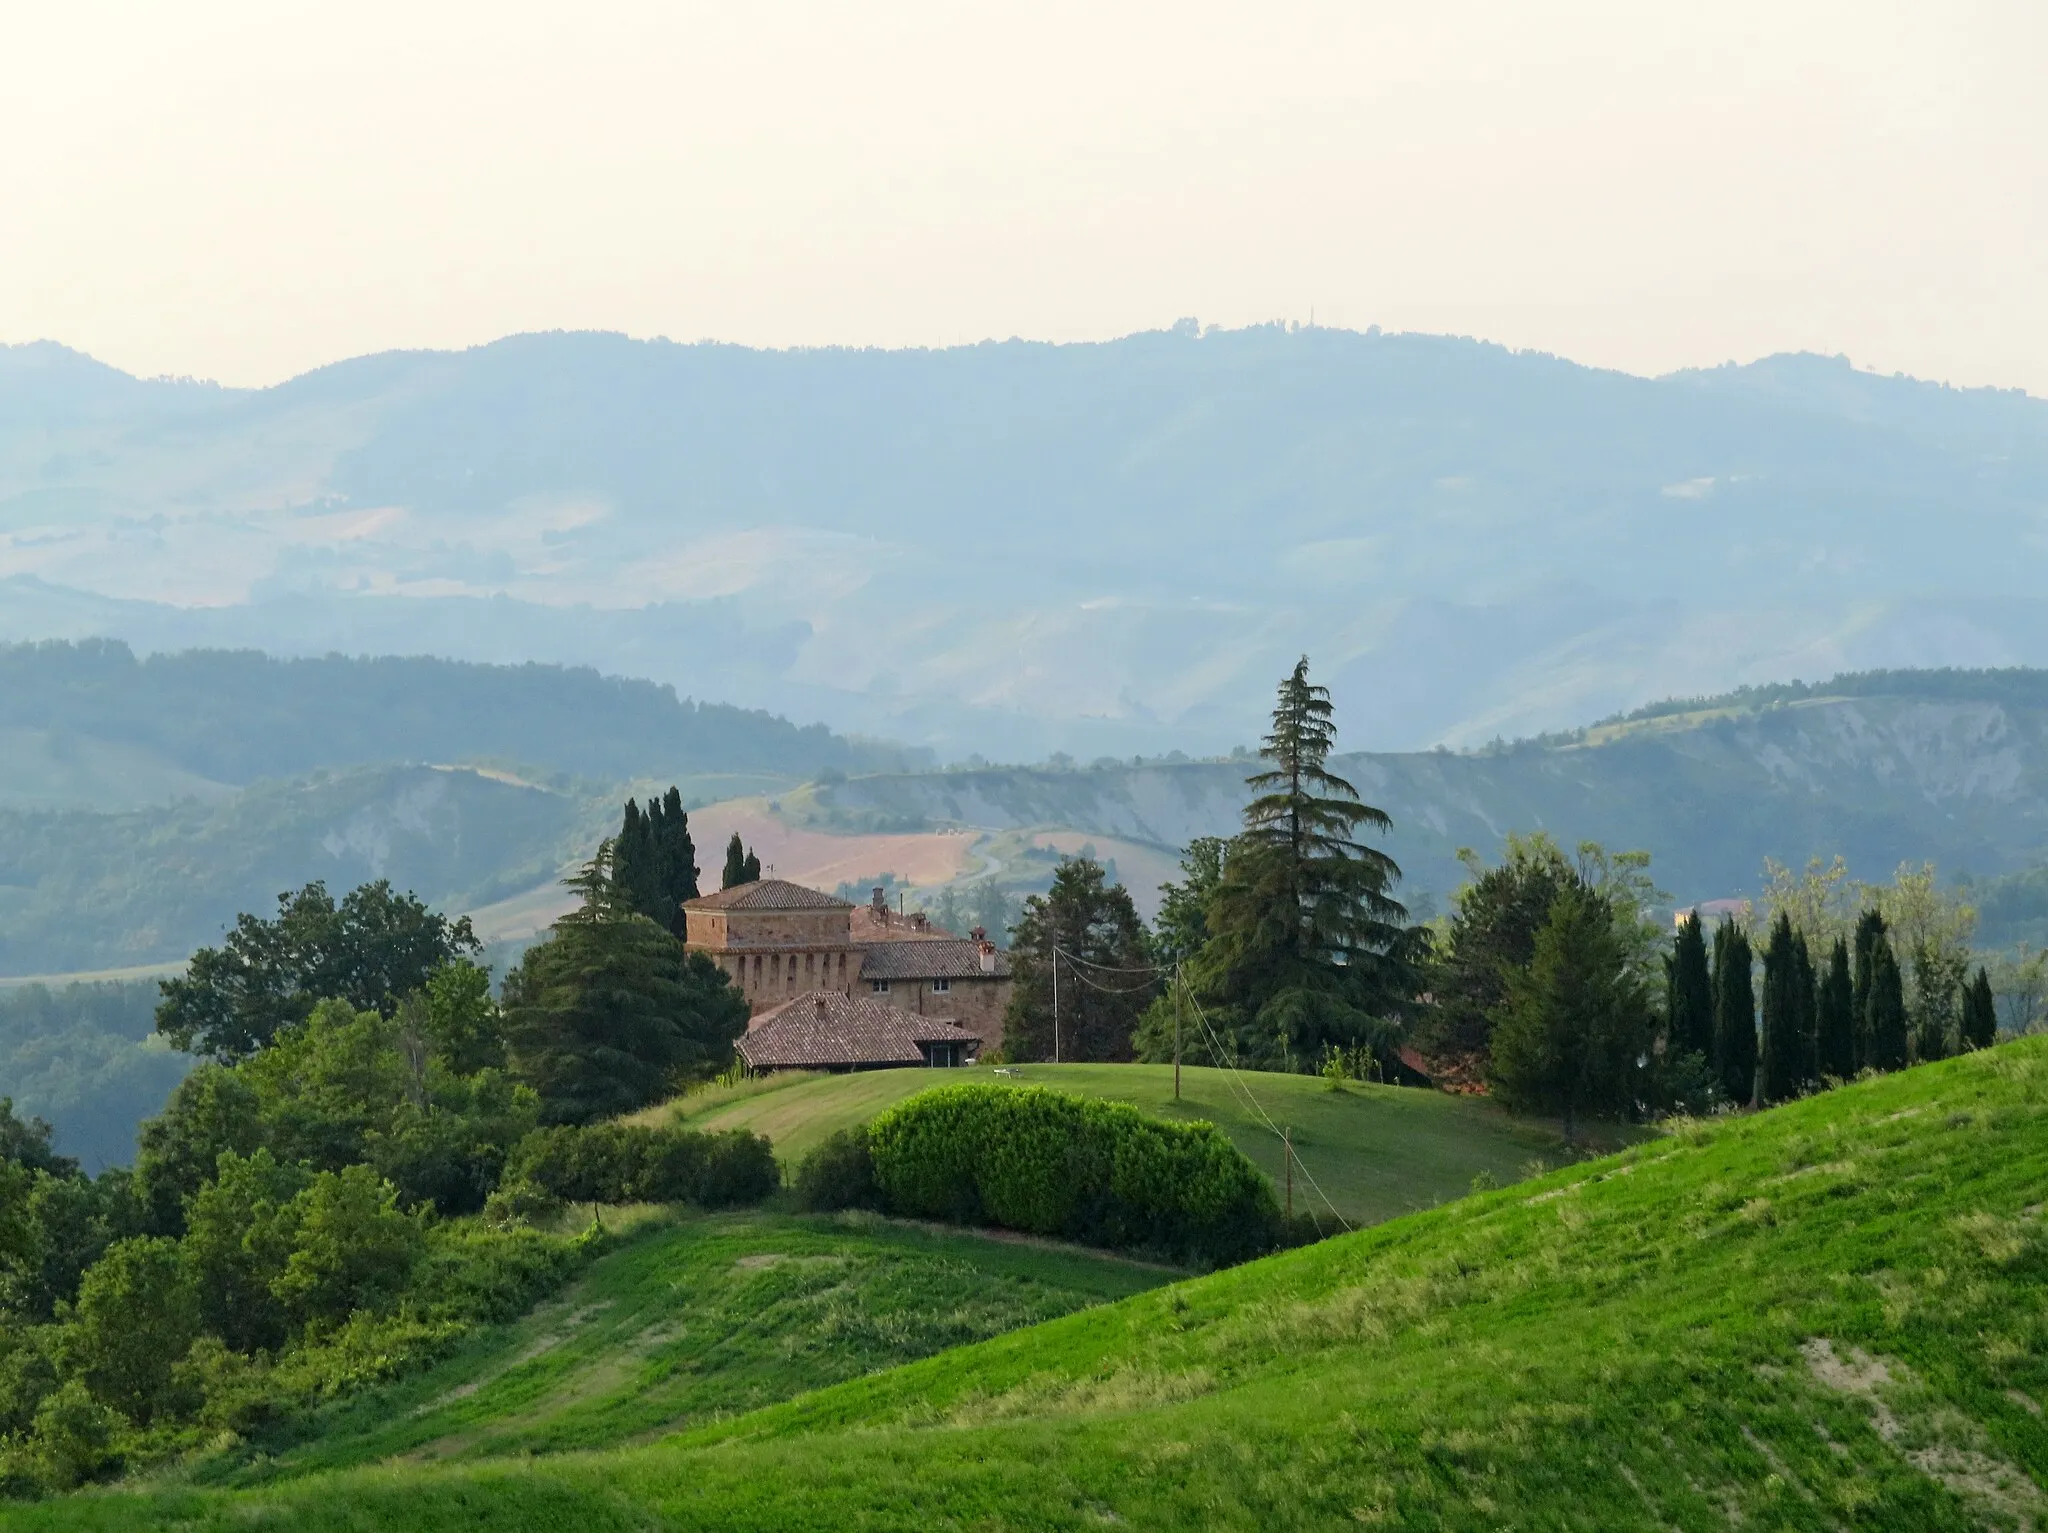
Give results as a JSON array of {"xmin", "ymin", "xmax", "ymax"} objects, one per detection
[
  {"xmin": 683, "ymin": 879, "xmax": 854, "ymax": 912},
  {"xmin": 858, "ymin": 938, "xmax": 1013, "ymax": 981},
  {"xmin": 737, "ymin": 992, "xmax": 982, "ymax": 1071}
]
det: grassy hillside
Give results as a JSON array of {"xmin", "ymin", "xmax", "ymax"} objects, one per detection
[
  {"xmin": 185, "ymin": 1208, "xmax": 1169, "ymax": 1489},
  {"xmin": 32, "ymin": 1039, "xmax": 2048, "ymax": 1529},
  {"xmin": 645, "ymin": 1063, "xmax": 1623, "ymax": 1229}
]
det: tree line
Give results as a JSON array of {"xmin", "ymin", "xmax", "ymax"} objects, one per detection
[{"xmin": 994, "ymin": 660, "xmax": 2017, "ymax": 1132}]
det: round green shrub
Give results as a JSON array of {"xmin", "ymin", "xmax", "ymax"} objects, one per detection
[
  {"xmin": 792, "ymin": 1126, "xmax": 879, "ymax": 1212},
  {"xmin": 866, "ymin": 1084, "xmax": 1279, "ymax": 1265}
]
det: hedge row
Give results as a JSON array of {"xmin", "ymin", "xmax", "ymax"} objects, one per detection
[
  {"xmin": 505, "ymin": 1122, "xmax": 777, "ymax": 1209},
  {"xmin": 860, "ymin": 1084, "xmax": 1280, "ymax": 1265}
]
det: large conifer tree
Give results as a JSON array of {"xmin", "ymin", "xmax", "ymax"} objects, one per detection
[
  {"xmin": 1864, "ymin": 931, "xmax": 1910, "ymax": 1071},
  {"xmin": 503, "ymin": 841, "xmax": 746, "ymax": 1123},
  {"xmin": 1711, "ymin": 920, "xmax": 1756, "ymax": 1106},
  {"xmin": 1816, "ymin": 937, "xmax": 1856, "ymax": 1080},
  {"xmin": 1666, "ymin": 911, "xmax": 1714, "ymax": 1063},
  {"xmin": 1190, "ymin": 657, "xmax": 1412, "ymax": 1066},
  {"xmin": 1489, "ymin": 885, "xmax": 1653, "ymax": 1140}
]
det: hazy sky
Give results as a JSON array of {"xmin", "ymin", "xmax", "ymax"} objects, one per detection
[{"xmin": 4, "ymin": 1, "xmax": 2043, "ymax": 391}]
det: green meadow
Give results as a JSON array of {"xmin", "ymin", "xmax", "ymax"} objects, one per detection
[
  {"xmin": 171, "ymin": 1208, "xmax": 1168, "ymax": 1489},
  {"xmin": 643, "ymin": 1061, "xmax": 1613, "ymax": 1228},
  {"xmin": 27, "ymin": 1039, "xmax": 2048, "ymax": 1529}
]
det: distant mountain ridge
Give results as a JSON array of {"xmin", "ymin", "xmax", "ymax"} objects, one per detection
[
  {"xmin": 802, "ymin": 668, "xmax": 2048, "ymax": 911},
  {"xmin": 0, "ymin": 639, "xmax": 917, "ymax": 809},
  {"xmin": 4, "ymin": 327, "xmax": 2047, "ymax": 757}
]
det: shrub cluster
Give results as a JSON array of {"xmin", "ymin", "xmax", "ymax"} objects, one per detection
[
  {"xmin": 503, "ymin": 1123, "xmax": 778, "ymax": 1212},
  {"xmin": 859, "ymin": 1084, "xmax": 1280, "ymax": 1266},
  {"xmin": 791, "ymin": 1127, "xmax": 879, "ymax": 1213}
]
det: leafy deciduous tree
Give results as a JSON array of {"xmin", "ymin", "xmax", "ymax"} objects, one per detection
[
  {"xmin": 1003, "ymin": 858, "xmax": 1155, "ymax": 1063},
  {"xmin": 155, "ymin": 881, "xmax": 480, "ymax": 1061}
]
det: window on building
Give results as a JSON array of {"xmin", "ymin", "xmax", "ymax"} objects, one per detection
[
  {"xmin": 931, "ymin": 978, "xmax": 951, "ymax": 993},
  {"xmin": 871, "ymin": 979, "xmax": 890, "ymax": 994}
]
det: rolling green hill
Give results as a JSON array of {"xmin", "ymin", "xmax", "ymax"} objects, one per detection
[
  {"xmin": 180, "ymin": 1208, "xmax": 1169, "ymax": 1489},
  {"xmin": 642, "ymin": 1063, "xmax": 1607, "ymax": 1229},
  {"xmin": 31, "ymin": 1039, "xmax": 2048, "ymax": 1529}
]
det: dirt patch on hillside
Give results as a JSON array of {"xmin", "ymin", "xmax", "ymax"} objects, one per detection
[{"xmin": 1803, "ymin": 1338, "xmax": 2044, "ymax": 1528}]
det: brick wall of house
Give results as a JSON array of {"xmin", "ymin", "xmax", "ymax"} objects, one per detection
[{"xmin": 861, "ymin": 973, "xmax": 1011, "ymax": 1051}]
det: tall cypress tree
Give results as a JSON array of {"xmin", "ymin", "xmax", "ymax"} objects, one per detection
[
  {"xmin": 1851, "ymin": 909, "xmax": 1886, "ymax": 1070},
  {"xmin": 1865, "ymin": 931, "xmax": 1909, "ymax": 1072},
  {"xmin": 1961, "ymin": 967, "xmax": 1998, "ymax": 1051},
  {"xmin": 611, "ymin": 799, "xmax": 659, "ymax": 919},
  {"xmin": 1792, "ymin": 928, "xmax": 1818, "ymax": 1090},
  {"xmin": 1816, "ymin": 937, "xmax": 1856, "ymax": 1081},
  {"xmin": 1711, "ymin": 920, "xmax": 1756, "ymax": 1107},
  {"xmin": 610, "ymin": 792, "xmax": 701, "ymax": 930},
  {"xmin": 1666, "ymin": 912, "xmax": 1714, "ymax": 1062},
  {"xmin": 649, "ymin": 787, "xmax": 699, "ymax": 932},
  {"xmin": 1758, "ymin": 913, "xmax": 1802, "ymax": 1105},
  {"xmin": 721, "ymin": 833, "xmax": 756, "ymax": 890}
]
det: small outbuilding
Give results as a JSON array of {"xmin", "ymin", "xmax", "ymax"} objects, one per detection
[{"xmin": 735, "ymin": 990, "xmax": 983, "ymax": 1075}]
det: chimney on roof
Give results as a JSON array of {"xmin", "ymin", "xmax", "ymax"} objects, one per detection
[
  {"xmin": 978, "ymin": 940, "xmax": 997, "ymax": 975},
  {"xmin": 814, "ymin": 994, "xmax": 829, "ymax": 1017},
  {"xmin": 969, "ymin": 926, "xmax": 986, "ymax": 942},
  {"xmin": 872, "ymin": 886, "xmax": 887, "ymax": 915},
  {"xmin": 911, "ymin": 912, "xmax": 927, "ymax": 932}
]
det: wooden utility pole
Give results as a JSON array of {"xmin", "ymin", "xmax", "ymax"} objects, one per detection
[
  {"xmin": 1052, "ymin": 947, "xmax": 1060, "ymax": 1065},
  {"xmin": 1283, "ymin": 1127, "xmax": 1293, "ymax": 1220}
]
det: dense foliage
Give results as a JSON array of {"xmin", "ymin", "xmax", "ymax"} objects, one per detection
[
  {"xmin": 0, "ymin": 870, "xmax": 771, "ymax": 1500},
  {"xmin": 609, "ymin": 789, "xmax": 700, "ymax": 933},
  {"xmin": 502, "ymin": 911, "xmax": 747, "ymax": 1125},
  {"xmin": 863, "ymin": 1084, "xmax": 1280, "ymax": 1266},
  {"xmin": 1488, "ymin": 885, "xmax": 1655, "ymax": 1134},
  {"xmin": 156, "ymin": 880, "xmax": 481, "ymax": 1061},
  {"xmin": 1001, "ymin": 857, "xmax": 1155, "ymax": 1063},
  {"xmin": 502, "ymin": 1122, "xmax": 777, "ymax": 1212}
]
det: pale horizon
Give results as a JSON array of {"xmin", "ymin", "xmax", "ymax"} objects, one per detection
[{"xmin": 4, "ymin": 0, "xmax": 2042, "ymax": 393}]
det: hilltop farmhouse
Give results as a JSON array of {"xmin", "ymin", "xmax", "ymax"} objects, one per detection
[{"xmin": 681, "ymin": 880, "xmax": 1014, "ymax": 1070}]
